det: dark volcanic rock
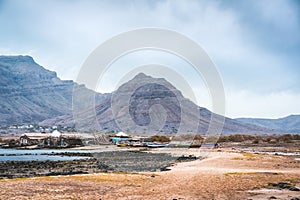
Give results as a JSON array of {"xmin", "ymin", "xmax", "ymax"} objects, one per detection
[
  {"xmin": 0, "ymin": 159, "xmax": 98, "ymax": 179},
  {"xmin": 268, "ymin": 182, "xmax": 300, "ymax": 191},
  {"xmin": 0, "ymin": 151, "xmax": 195, "ymax": 178},
  {"xmin": 291, "ymin": 197, "xmax": 300, "ymax": 200},
  {"xmin": 289, "ymin": 186, "xmax": 300, "ymax": 191},
  {"xmin": 93, "ymin": 151, "xmax": 176, "ymax": 172},
  {"xmin": 269, "ymin": 196, "xmax": 277, "ymax": 199}
]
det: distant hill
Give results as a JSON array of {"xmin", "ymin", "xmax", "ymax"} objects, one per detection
[
  {"xmin": 41, "ymin": 73, "xmax": 274, "ymax": 134},
  {"xmin": 0, "ymin": 55, "xmax": 107, "ymax": 125},
  {"xmin": 236, "ymin": 115, "xmax": 300, "ymax": 133}
]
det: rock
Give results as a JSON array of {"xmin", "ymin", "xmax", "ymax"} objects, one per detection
[
  {"xmin": 94, "ymin": 151, "xmax": 176, "ymax": 172},
  {"xmin": 290, "ymin": 197, "xmax": 300, "ymax": 200},
  {"xmin": 0, "ymin": 158, "xmax": 97, "ymax": 178},
  {"xmin": 268, "ymin": 182, "xmax": 299, "ymax": 191},
  {"xmin": 289, "ymin": 187, "xmax": 300, "ymax": 191},
  {"xmin": 177, "ymin": 155, "xmax": 197, "ymax": 162},
  {"xmin": 269, "ymin": 196, "xmax": 277, "ymax": 199},
  {"xmin": 277, "ymin": 182, "xmax": 291, "ymax": 189},
  {"xmin": 160, "ymin": 166, "xmax": 171, "ymax": 171}
]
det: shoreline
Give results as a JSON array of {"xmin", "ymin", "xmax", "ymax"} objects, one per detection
[
  {"xmin": 0, "ymin": 149, "xmax": 299, "ymax": 200},
  {"xmin": 0, "ymin": 150, "xmax": 198, "ymax": 179}
]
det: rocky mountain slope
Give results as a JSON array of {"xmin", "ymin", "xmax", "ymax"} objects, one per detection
[
  {"xmin": 2, "ymin": 55, "xmax": 294, "ymax": 134},
  {"xmin": 41, "ymin": 73, "xmax": 274, "ymax": 134},
  {"xmin": 236, "ymin": 115, "xmax": 300, "ymax": 133},
  {"xmin": 0, "ymin": 55, "xmax": 106, "ymax": 125}
]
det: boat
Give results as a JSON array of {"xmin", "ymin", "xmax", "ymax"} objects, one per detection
[
  {"xmin": 200, "ymin": 143, "xmax": 215, "ymax": 148},
  {"xmin": 147, "ymin": 143, "xmax": 169, "ymax": 148},
  {"xmin": 116, "ymin": 141, "xmax": 128, "ymax": 147},
  {"xmin": 131, "ymin": 142, "xmax": 146, "ymax": 147}
]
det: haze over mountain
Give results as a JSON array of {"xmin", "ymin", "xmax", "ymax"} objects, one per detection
[
  {"xmin": 0, "ymin": 55, "xmax": 107, "ymax": 125},
  {"xmin": 236, "ymin": 115, "xmax": 300, "ymax": 134}
]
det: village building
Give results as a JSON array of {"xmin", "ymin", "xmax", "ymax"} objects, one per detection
[
  {"xmin": 20, "ymin": 133, "xmax": 50, "ymax": 146},
  {"xmin": 111, "ymin": 132, "xmax": 130, "ymax": 144},
  {"xmin": 20, "ymin": 131, "xmax": 83, "ymax": 148}
]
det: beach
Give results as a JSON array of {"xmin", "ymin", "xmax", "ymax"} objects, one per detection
[{"xmin": 0, "ymin": 147, "xmax": 299, "ymax": 200}]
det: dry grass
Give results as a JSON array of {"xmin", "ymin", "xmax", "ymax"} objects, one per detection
[
  {"xmin": 28, "ymin": 172, "xmax": 150, "ymax": 183},
  {"xmin": 231, "ymin": 157, "xmax": 244, "ymax": 160},
  {"xmin": 224, "ymin": 172, "xmax": 282, "ymax": 176},
  {"xmin": 242, "ymin": 152, "xmax": 259, "ymax": 158},
  {"xmin": 231, "ymin": 152, "xmax": 261, "ymax": 160}
]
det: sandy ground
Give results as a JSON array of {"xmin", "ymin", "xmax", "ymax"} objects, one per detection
[{"xmin": 0, "ymin": 148, "xmax": 300, "ymax": 200}]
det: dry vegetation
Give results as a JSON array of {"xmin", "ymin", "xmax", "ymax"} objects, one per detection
[
  {"xmin": 1, "ymin": 134, "xmax": 300, "ymax": 199},
  {"xmin": 218, "ymin": 134, "xmax": 300, "ymax": 144}
]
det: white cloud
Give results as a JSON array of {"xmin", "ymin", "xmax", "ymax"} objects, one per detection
[
  {"xmin": 0, "ymin": 0, "xmax": 299, "ymax": 118},
  {"xmin": 226, "ymin": 89, "xmax": 300, "ymax": 118}
]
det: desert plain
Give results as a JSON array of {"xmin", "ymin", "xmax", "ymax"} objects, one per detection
[{"xmin": 0, "ymin": 144, "xmax": 300, "ymax": 200}]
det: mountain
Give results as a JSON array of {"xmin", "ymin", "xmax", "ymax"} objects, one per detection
[
  {"xmin": 236, "ymin": 115, "xmax": 300, "ymax": 133},
  {"xmin": 2, "ymin": 55, "xmax": 293, "ymax": 134},
  {"xmin": 0, "ymin": 55, "xmax": 107, "ymax": 125},
  {"xmin": 41, "ymin": 73, "xmax": 274, "ymax": 134}
]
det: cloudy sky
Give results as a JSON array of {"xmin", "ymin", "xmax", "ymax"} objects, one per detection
[{"xmin": 0, "ymin": 0, "xmax": 299, "ymax": 119}]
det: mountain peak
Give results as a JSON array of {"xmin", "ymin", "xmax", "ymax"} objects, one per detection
[
  {"xmin": 130, "ymin": 73, "xmax": 173, "ymax": 87},
  {"xmin": 0, "ymin": 55, "xmax": 34, "ymax": 63},
  {"xmin": 133, "ymin": 72, "xmax": 150, "ymax": 79}
]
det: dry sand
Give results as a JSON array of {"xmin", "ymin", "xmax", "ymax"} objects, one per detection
[{"xmin": 0, "ymin": 148, "xmax": 300, "ymax": 200}]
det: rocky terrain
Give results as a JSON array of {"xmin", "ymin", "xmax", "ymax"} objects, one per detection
[
  {"xmin": 0, "ymin": 148, "xmax": 299, "ymax": 200},
  {"xmin": 0, "ymin": 151, "xmax": 196, "ymax": 179},
  {"xmin": 0, "ymin": 55, "xmax": 108, "ymax": 125}
]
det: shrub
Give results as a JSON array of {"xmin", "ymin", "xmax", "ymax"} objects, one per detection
[
  {"xmin": 277, "ymin": 134, "xmax": 293, "ymax": 143},
  {"xmin": 252, "ymin": 138, "xmax": 260, "ymax": 144},
  {"xmin": 171, "ymin": 134, "xmax": 203, "ymax": 142},
  {"xmin": 151, "ymin": 135, "xmax": 170, "ymax": 142},
  {"xmin": 217, "ymin": 134, "xmax": 257, "ymax": 143}
]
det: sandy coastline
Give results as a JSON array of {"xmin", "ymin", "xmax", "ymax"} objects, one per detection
[{"xmin": 0, "ymin": 147, "xmax": 299, "ymax": 200}]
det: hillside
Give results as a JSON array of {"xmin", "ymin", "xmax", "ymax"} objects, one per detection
[
  {"xmin": 0, "ymin": 55, "xmax": 106, "ymax": 125},
  {"xmin": 1, "ymin": 55, "xmax": 290, "ymax": 134},
  {"xmin": 236, "ymin": 115, "xmax": 300, "ymax": 133},
  {"xmin": 41, "ymin": 73, "xmax": 274, "ymax": 134}
]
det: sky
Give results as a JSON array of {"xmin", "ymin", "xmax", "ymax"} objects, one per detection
[{"xmin": 0, "ymin": 0, "xmax": 299, "ymax": 119}]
